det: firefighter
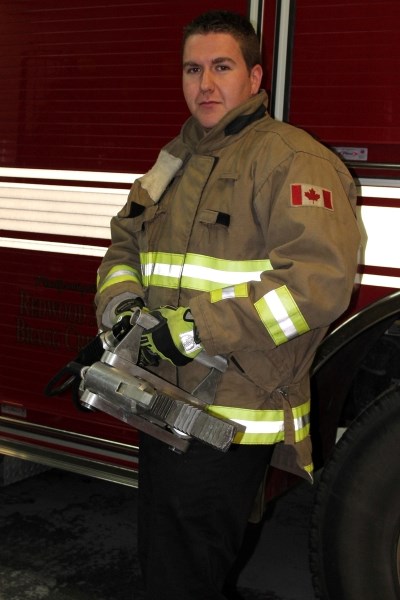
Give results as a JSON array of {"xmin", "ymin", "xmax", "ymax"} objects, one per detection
[{"xmin": 95, "ymin": 10, "xmax": 360, "ymax": 599}]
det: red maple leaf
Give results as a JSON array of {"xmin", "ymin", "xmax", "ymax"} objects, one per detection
[{"xmin": 305, "ymin": 188, "xmax": 320, "ymax": 202}]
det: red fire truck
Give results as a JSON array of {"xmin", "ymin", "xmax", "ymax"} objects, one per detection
[{"xmin": 1, "ymin": 1, "xmax": 399, "ymax": 599}]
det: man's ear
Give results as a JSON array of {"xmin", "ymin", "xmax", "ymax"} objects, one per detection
[{"xmin": 250, "ymin": 64, "xmax": 263, "ymax": 95}]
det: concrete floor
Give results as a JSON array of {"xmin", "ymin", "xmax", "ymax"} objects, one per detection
[{"xmin": 0, "ymin": 468, "xmax": 316, "ymax": 600}]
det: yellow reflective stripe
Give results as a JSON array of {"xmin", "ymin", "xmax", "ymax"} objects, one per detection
[
  {"xmin": 255, "ymin": 285, "xmax": 310, "ymax": 345},
  {"xmin": 293, "ymin": 402, "xmax": 311, "ymax": 442},
  {"xmin": 182, "ymin": 255, "xmax": 271, "ymax": 290},
  {"xmin": 141, "ymin": 252, "xmax": 184, "ymax": 289},
  {"xmin": 207, "ymin": 401, "xmax": 310, "ymax": 445},
  {"xmin": 98, "ymin": 264, "xmax": 142, "ymax": 293},
  {"xmin": 140, "ymin": 251, "xmax": 272, "ymax": 291},
  {"xmin": 210, "ymin": 282, "xmax": 249, "ymax": 303}
]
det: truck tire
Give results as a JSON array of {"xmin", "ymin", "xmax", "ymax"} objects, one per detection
[{"xmin": 309, "ymin": 384, "xmax": 400, "ymax": 600}]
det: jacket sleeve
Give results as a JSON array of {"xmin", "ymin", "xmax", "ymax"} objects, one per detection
[
  {"xmin": 95, "ymin": 185, "xmax": 145, "ymax": 327},
  {"xmin": 190, "ymin": 150, "xmax": 360, "ymax": 356},
  {"xmin": 95, "ymin": 137, "xmax": 187, "ymax": 327}
]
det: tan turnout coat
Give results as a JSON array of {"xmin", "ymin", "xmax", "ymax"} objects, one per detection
[{"xmin": 96, "ymin": 91, "xmax": 360, "ymax": 479}]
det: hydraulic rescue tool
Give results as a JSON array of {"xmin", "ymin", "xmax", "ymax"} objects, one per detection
[{"xmin": 45, "ymin": 308, "xmax": 244, "ymax": 453}]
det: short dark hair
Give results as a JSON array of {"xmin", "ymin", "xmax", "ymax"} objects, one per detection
[{"xmin": 182, "ymin": 10, "xmax": 261, "ymax": 71}]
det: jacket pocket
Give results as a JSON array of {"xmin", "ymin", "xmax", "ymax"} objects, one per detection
[
  {"xmin": 129, "ymin": 203, "xmax": 162, "ymax": 234},
  {"xmin": 198, "ymin": 209, "xmax": 231, "ymax": 229}
]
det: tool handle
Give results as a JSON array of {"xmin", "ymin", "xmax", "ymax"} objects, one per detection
[{"xmin": 195, "ymin": 351, "xmax": 227, "ymax": 373}]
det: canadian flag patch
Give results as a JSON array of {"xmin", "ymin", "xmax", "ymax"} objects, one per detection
[{"xmin": 290, "ymin": 183, "xmax": 333, "ymax": 210}]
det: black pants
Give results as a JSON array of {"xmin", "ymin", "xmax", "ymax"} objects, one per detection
[{"xmin": 138, "ymin": 432, "xmax": 274, "ymax": 600}]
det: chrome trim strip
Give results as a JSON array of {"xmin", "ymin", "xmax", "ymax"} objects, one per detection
[
  {"xmin": 0, "ymin": 167, "xmax": 140, "ymax": 184},
  {"xmin": 0, "ymin": 438, "xmax": 138, "ymax": 488},
  {"xmin": 0, "ymin": 415, "xmax": 138, "ymax": 454}
]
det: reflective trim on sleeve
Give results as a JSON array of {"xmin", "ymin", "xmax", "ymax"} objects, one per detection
[
  {"xmin": 97, "ymin": 264, "xmax": 142, "ymax": 293},
  {"xmin": 140, "ymin": 251, "xmax": 272, "ymax": 292},
  {"xmin": 210, "ymin": 282, "xmax": 249, "ymax": 303},
  {"xmin": 254, "ymin": 285, "xmax": 310, "ymax": 345},
  {"xmin": 207, "ymin": 400, "xmax": 310, "ymax": 445}
]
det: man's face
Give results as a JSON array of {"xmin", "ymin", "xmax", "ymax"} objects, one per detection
[{"xmin": 182, "ymin": 32, "xmax": 263, "ymax": 129}]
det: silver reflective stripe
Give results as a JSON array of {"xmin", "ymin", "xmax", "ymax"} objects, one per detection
[
  {"xmin": 142, "ymin": 263, "xmax": 264, "ymax": 285},
  {"xmin": 221, "ymin": 286, "xmax": 236, "ymax": 300},
  {"xmin": 295, "ymin": 413, "xmax": 310, "ymax": 431},
  {"xmin": 233, "ymin": 419, "xmax": 285, "ymax": 434},
  {"xmin": 255, "ymin": 285, "xmax": 310, "ymax": 345},
  {"xmin": 181, "ymin": 264, "xmax": 263, "ymax": 285},
  {"xmin": 235, "ymin": 413, "xmax": 309, "ymax": 435},
  {"xmin": 265, "ymin": 288, "xmax": 299, "ymax": 339},
  {"xmin": 105, "ymin": 268, "xmax": 137, "ymax": 283},
  {"xmin": 142, "ymin": 263, "xmax": 182, "ymax": 279},
  {"xmin": 208, "ymin": 399, "xmax": 311, "ymax": 446},
  {"xmin": 98, "ymin": 266, "xmax": 141, "ymax": 293},
  {"xmin": 140, "ymin": 252, "xmax": 272, "ymax": 290}
]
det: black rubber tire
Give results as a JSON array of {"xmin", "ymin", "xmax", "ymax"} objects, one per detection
[{"xmin": 309, "ymin": 384, "xmax": 400, "ymax": 600}]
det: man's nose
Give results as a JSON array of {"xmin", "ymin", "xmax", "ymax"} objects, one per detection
[{"xmin": 200, "ymin": 69, "xmax": 214, "ymax": 92}]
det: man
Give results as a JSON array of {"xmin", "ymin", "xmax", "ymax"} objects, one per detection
[{"xmin": 95, "ymin": 10, "xmax": 359, "ymax": 599}]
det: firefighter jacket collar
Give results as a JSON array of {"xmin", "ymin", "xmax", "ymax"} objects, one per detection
[
  {"xmin": 224, "ymin": 102, "xmax": 267, "ymax": 136},
  {"xmin": 138, "ymin": 92, "xmax": 268, "ymax": 203},
  {"xmin": 181, "ymin": 90, "xmax": 269, "ymax": 153}
]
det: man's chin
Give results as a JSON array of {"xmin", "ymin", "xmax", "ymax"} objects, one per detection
[
  {"xmin": 196, "ymin": 114, "xmax": 223, "ymax": 130},
  {"xmin": 193, "ymin": 104, "xmax": 226, "ymax": 129}
]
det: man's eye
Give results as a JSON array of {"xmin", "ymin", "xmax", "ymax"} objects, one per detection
[
  {"xmin": 186, "ymin": 66, "xmax": 200, "ymax": 74},
  {"xmin": 216, "ymin": 64, "xmax": 230, "ymax": 71}
]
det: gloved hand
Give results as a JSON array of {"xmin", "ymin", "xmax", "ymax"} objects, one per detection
[
  {"xmin": 103, "ymin": 298, "xmax": 160, "ymax": 368},
  {"xmin": 101, "ymin": 292, "xmax": 144, "ymax": 329},
  {"xmin": 113, "ymin": 296, "xmax": 144, "ymax": 322},
  {"xmin": 107, "ymin": 296, "xmax": 145, "ymax": 343},
  {"xmin": 140, "ymin": 306, "xmax": 202, "ymax": 366}
]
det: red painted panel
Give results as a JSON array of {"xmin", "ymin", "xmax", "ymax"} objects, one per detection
[
  {"xmin": 0, "ymin": 0, "xmax": 247, "ymax": 173},
  {"xmin": 289, "ymin": 0, "xmax": 400, "ymax": 170},
  {"xmin": 0, "ymin": 245, "xmax": 140, "ymax": 445},
  {"xmin": 352, "ymin": 284, "xmax": 400, "ymax": 313}
]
